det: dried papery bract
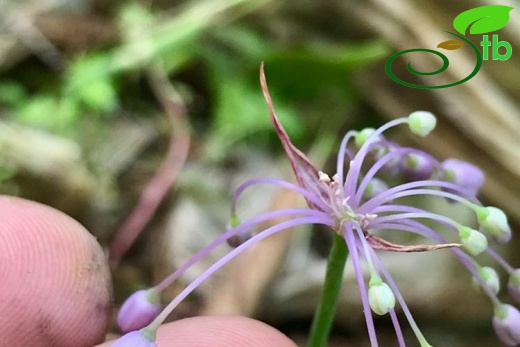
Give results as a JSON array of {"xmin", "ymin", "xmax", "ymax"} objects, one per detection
[{"xmin": 259, "ymin": 62, "xmax": 329, "ymax": 212}]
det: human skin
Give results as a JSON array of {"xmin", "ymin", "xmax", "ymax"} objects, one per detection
[
  {"xmin": 0, "ymin": 196, "xmax": 112, "ymax": 346},
  {"xmin": 0, "ymin": 196, "xmax": 297, "ymax": 347},
  {"xmin": 97, "ymin": 316, "xmax": 298, "ymax": 347}
]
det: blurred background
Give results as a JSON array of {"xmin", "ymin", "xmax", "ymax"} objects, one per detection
[{"xmin": 0, "ymin": 0, "xmax": 518, "ymax": 346}]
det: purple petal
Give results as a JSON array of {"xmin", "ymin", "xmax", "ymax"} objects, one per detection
[
  {"xmin": 401, "ymin": 153, "xmax": 434, "ymax": 181},
  {"xmin": 493, "ymin": 304, "xmax": 520, "ymax": 346},
  {"xmin": 118, "ymin": 289, "xmax": 162, "ymax": 332},
  {"xmin": 442, "ymin": 159, "xmax": 485, "ymax": 196}
]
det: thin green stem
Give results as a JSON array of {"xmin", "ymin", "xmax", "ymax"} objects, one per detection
[{"xmin": 307, "ymin": 233, "xmax": 349, "ymax": 347}]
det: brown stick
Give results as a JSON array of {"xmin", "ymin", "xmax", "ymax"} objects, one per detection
[{"xmin": 109, "ymin": 66, "xmax": 190, "ymax": 268}]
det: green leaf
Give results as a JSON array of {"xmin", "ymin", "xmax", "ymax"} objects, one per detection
[
  {"xmin": 15, "ymin": 95, "xmax": 80, "ymax": 131},
  {"xmin": 0, "ymin": 164, "xmax": 17, "ymax": 182},
  {"xmin": 66, "ymin": 54, "xmax": 117, "ymax": 112},
  {"xmin": 0, "ymin": 81, "xmax": 26, "ymax": 107},
  {"xmin": 206, "ymin": 69, "xmax": 302, "ymax": 160},
  {"xmin": 262, "ymin": 39, "xmax": 388, "ymax": 98},
  {"xmin": 15, "ymin": 96, "xmax": 59, "ymax": 128},
  {"xmin": 453, "ymin": 5, "xmax": 514, "ymax": 35}
]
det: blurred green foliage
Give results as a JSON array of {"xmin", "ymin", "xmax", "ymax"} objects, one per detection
[{"xmin": 0, "ymin": 0, "xmax": 390, "ymax": 173}]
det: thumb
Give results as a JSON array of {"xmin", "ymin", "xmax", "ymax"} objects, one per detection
[
  {"xmin": 98, "ymin": 316, "xmax": 297, "ymax": 347},
  {"xmin": 0, "ymin": 196, "xmax": 112, "ymax": 346}
]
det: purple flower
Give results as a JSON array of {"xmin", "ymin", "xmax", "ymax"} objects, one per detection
[
  {"xmin": 400, "ymin": 153, "xmax": 434, "ymax": 181},
  {"xmin": 493, "ymin": 304, "xmax": 520, "ymax": 346},
  {"xmin": 442, "ymin": 158, "xmax": 485, "ymax": 196},
  {"xmin": 118, "ymin": 289, "xmax": 162, "ymax": 332},
  {"xmin": 116, "ymin": 66, "xmax": 518, "ymax": 347},
  {"xmin": 111, "ymin": 330, "xmax": 158, "ymax": 347}
]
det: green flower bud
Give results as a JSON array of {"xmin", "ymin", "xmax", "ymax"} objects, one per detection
[
  {"xmin": 407, "ymin": 111, "xmax": 436, "ymax": 137},
  {"xmin": 226, "ymin": 215, "xmax": 252, "ymax": 247},
  {"xmin": 229, "ymin": 214, "xmax": 242, "ymax": 228}
]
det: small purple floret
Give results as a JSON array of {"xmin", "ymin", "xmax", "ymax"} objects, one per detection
[
  {"xmin": 401, "ymin": 153, "xmax": 433, "ymax": 181},
  {"xmin": 442, "ymin": 159, "xmax": 484, "ymax": 196},
  {"xmin": 493, "ymin": 304, "xmax": 520, "ymax": 346},
  {"xmin": 118, "ymin": 289, "xmax": 162, "ymax": 333},
  {"xmin": 111, "ymin": 331, "xmax": 158, "ymax": 347}
]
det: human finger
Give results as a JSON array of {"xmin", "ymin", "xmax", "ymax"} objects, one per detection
[
  {"xmin": 98, "ymin": 315, "xmax": 297, "ymax": 347},
  {"xmin": 0, "ymin": 196, "xmax": 112, "ymax": 346}
]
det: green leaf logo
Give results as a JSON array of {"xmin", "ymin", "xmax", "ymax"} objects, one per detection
[
  {"xmin": 453, "ymin": 5, "xmax": 514, "ymax": 35},
  {"xmin": 437, "ymin": 39, "xmax": 465, "ymax": 50}
]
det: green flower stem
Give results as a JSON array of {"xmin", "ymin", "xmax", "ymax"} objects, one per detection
[{"xmin": 307, "ymin": 233, "xmax": 349, "ymax": 347}]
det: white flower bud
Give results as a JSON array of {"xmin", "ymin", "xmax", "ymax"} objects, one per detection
[
  {"xmin": 458, "ymin": 226, "xmax": 488, "ymax": 256},
  {"xmin": 477, "ymin": 206, "xmax": 511, "ymax": 243},
  {"xmin": 407, "ymin": 111, "xmax": 436, "ymax": 137},
  {"xmin": 473, "ymin": 266, "xmax": 500, "ymax": 295},
  {"xmin": 368, "ymin": 277, "xmax": 395, "ymax": 315}
]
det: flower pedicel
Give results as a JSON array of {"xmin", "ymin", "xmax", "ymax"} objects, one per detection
[{"xmin": 112, "ymin": 65, "xmax": 519, "ymax": 346}]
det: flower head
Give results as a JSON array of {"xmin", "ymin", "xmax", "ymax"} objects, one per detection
[{"xmin": 116, "ymin": 65, "xmax": 518, "ymax": 347}]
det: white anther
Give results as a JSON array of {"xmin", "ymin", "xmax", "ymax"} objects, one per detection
[{"xmin": 318, "ymin": 171, "xmax": 331, "ymax": 183}]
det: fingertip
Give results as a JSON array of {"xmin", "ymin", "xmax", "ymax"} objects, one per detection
[
  {"xmin": 99, "ymin": 316, "xmax": 297, "ymax": 347},
  {"xmin": 0, "ymin": 196, "xmax": 112, "ymax": 346},
  {"xmin": 157, "ymin": 316, "xmax": 297, "ymax": 347}
]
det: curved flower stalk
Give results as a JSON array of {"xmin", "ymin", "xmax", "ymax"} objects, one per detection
[{"xmin": 112, "ymin": 65, "xmax": 519, "ymax": 347}]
